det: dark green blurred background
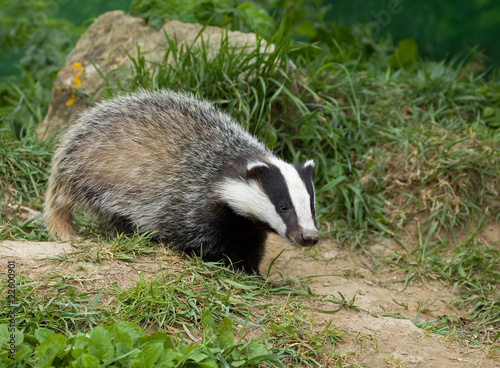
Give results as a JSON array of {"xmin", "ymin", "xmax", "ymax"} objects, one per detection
[
  {"xmin": 326, "ymin": 0, "xmax": 500, "ymax": 65},
  {"xmin": 2, "ymin": 0, "xmax": 500, "ymax": 78}
]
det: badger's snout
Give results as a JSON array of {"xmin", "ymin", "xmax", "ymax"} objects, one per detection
[
  {"xmin": 301, "ymin": 229, "xmax": 319, "ymax": 246},
  {"xmin": 288, "ymin": 228, "xmax": 319, "ymax": 247}
]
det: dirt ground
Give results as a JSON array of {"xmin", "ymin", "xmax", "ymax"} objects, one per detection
[{"xmin": 1, "ymin": 233, "xmax": 498, "ymax": 368}]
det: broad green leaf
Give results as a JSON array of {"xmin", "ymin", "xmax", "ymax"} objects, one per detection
[
  {"xmin": 191, "ymin": 360, "xmax": 218, "ymax": 368},
  {"xmin": 483, "ymin": 106, "xmax": 496, "ymax": 117},
  {"xmin": 111, "ymin": 320, "xmax": 144, "ymax": 342},
  {"xmin": 137, "ymin": 331, "xmax": 173, "ymax": 348},
  {"xmin": 70, "ymin": 334, "xmax": 89, "ymax": 359},
  {"xmin": 159, "ymin": 348, "xmax": 185, "ymax": 364},
  {"xmin": 458, "ymin": 265, "xmax": 466, "ymax": 278},
  {"xmin": 0, "ymin": 325, "xmax": 23, "ymax": 347},
  {"xmin": 0, "ymin": 325, "xmax": 10, "ymax": 346},
  {"xmin": 14, "ymin": 346, "xmax": 32, "ymax": 361},
  {"xmin": 187, "ymin": 351, "xmax": 208, "ymax": 362},
  {"xmin": 115, "ymin": 341, "xmax": 132, "ymax": 359},
  {"xmin": 247, "ymin": 341, "xmax": 270, "ymax": 360},
  {"xmin": 23, "ymin": 334, "xmax": 38, "ymax": 347},
  {"xmin": 483, "ymin": 107, "xmax": 500, "ymax": 128},
  {"xmin": 109, "ymin": 326, "xmax": 132, "ymax": 349},
  {"xmin": 200, "ymin": 310, "xmax": 214, "ymax": 332},
  {"xmin": 129, "ymin": 342, "xmax": 164, "ymax": 368},
  {"xmin": 35, "ymin": 333, "xmax": 66, "ymax": 368},
  {"xmin": 35, "ymin": 328, "xmax": 55, "ymax": 343},
  {"xmin": 389, "ymin": 38, "xmax": 418, "ymax": 69},
  {"xmin": 88, "ymin": 326, "xmax": 114, "ymax": 363},
  {"xmin": 79, "ymin": 353, "xmax": 99, "ymax": 368},
  {"xmin": 246, "ymin": 353, "xmax": 285, "ymax": 365},
  {"xmin": 216, "ymin": 317, "xmax": 234, "ymax": 348}
]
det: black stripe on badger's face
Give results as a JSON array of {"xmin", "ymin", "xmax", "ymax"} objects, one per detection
[
  {"xmin": 250, "ymin": 158, "xmax": 319, "ymax": 246},
  {"xmin": 252, "ymin": 162, "xmax": 298, "ymax": 232}
]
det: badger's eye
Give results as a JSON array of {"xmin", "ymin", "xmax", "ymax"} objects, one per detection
[{"xmin": 279, "ymin": 204, "xmax": 288, "ymax": 212}]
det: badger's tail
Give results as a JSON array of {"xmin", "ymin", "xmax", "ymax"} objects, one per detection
[{"xmin": 44, "ymin": 177, "xmax": 77, "ymax": 241}]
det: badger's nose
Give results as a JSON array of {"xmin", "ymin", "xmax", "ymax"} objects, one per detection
[{"xmin": 301, "ymin": 230, "xmax": 319, "ymax": 246}]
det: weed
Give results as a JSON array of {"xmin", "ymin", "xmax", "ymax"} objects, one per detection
[{"xmin": 0, "ymin": 319, "xmax": 283, "ymax": 367}]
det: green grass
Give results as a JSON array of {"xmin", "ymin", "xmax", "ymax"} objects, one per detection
[
  {"xmin": 0, "ymin": 245, "xmax": 350, "ymax": 366},
  {"xmin": 0, "ymin": 131, "xmax": 53, "ymax": 209},
  {"xmin": 1, "ymin": 4, "xmax": 500, "ymax": 367}
]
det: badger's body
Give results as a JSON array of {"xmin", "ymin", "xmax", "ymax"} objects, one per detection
[{"xmin": 45, "ymin": 90, "xmax": 319, "ymax": 275}]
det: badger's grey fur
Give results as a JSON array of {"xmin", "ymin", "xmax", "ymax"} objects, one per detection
[{"xmin": 45, "ymin": 90, "xmax": 319, "ymax": 275}]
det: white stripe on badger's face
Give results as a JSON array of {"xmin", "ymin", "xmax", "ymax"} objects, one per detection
[
  {"xmin": 215, "ymin": 178, "xmax": 288, "ymax": 237},
  {"xmin": 268, "ymin": 157, "xmax": 317, "ymax": 235}
]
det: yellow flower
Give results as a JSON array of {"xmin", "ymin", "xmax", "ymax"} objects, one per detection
[
  {"xmin": 65, "ymin": 62, "xmax": 85, "ymax": 106},
  {"xmin": 69, "ymin": 62, "xmax": 84, "ymax": 88},
  {"xmin": 66, "ymin": 92, "xmax": 76, "ymax": 106}
]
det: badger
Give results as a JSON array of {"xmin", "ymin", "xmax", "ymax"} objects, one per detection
[{"xmin": 45, "ymin": 89, "xmax": 319, "ymax": 275}]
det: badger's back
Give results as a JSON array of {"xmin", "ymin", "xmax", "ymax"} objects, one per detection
[
  {"xmin": 55, "ymin": 90, "xmax": 267, "ymax": 186},
  {"xmin": 45, "ymin": 90, "xmax": 318, "ymax": 275}
]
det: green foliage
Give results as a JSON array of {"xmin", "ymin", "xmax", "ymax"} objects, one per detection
[
  {"xmin": 130, "ymin": 0, "xmax": 275, "ymax": 35},
  {"xmin": 0, "ymin": 131, "xmax": 53, "ymax": 209},
  {"xmin": 483, "ymin": 106, "xmax": 500, "ymax": 129},
  {"xmin": 128, "ymin": 0, "xmax": 386, "ymax": 63},
  {"xmin": 0, "ymin": 320, "xmax": 282, "ymax": 367},
  {"xmin": 0, "ymin": 0, "xmax": 83, "ymax": 136},
  {"xmin": 0, "ymin": 73, "xmax": 52, "ymax": 137},
  {"xmin": 389, "ymin": 38, "xmax": 418, "ymax": 69},
  {"xmin": 316, "ymin": 0, "xmax": 500, "ymax": 67},
  {"xmin": 0, "ymin": 0, "xmax": 81, "ymax": 73}
]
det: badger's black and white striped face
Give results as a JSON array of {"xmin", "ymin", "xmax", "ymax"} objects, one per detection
[{"xmin": 216, "ymin": 157, "xmax": 319, "ymax": 247}]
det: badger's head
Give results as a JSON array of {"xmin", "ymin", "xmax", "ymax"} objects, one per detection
[{"xmin": 216, "ymin": 156, "xmax": 319, "ymax": 246}]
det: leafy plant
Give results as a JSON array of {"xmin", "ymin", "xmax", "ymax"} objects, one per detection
[
  {"xmin": 0, "ymin": 0, "xmax": 83, "ymax": 136},
  {"xmin": 0, "ymin": 319, "xmax": 283, "ymax": 367},
  {"xmin": 130, "ymin": 0, "xmax": 275, "ymax": 35},
  {"xmin": 389, "ymin": 38, "xmax": 418, "ymax": 69}
]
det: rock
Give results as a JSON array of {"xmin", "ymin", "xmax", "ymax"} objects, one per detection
[
  {"xmin": 37, "ymin": 11, "xmax": 269, "ymax": 138},
  {"xmin": 0, "ymin": 241, "xmax": 74, "ymax": 261},
  {"xmin": 370, "ymin": 236, "xmax": 401, "ymax": 259},
  {"xmin": 2, "ymin": 204, "xmax": 42, "ymax": 225},
  {"xmin": 321, "ymin": 250, "xmax": 338, "ymax": 260}
]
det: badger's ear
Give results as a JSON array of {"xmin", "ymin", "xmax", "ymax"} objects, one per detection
[
  {"xmin": 303, "ymin": 159, "xmax": 315, "ymax": 175},
  {"xmin": 246, "ymin": 161, "xmax": 269, "ymax": 179}
]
